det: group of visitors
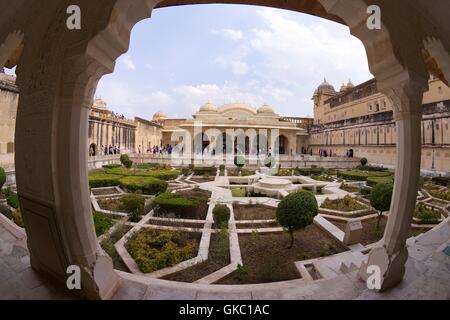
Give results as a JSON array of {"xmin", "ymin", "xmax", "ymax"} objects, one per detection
[
  {"xmin": 102, "ymin": 144, "xmax": 121, "ymax": 155},
  {"xmin": 139, "ymin": 144, "xmax": 174, "ymax": 155},
  {"xmin": 110, "ymin": 112, "xmax": 126, "ymax": 120},
  {"xmin": 318, "ymin": 149, "xmax": 333, "ymax": 157}
]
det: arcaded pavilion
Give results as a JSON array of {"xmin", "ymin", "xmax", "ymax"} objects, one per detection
[{"xmin": 159, "ymin": 102, "xmax": 310, "ymax": 156}]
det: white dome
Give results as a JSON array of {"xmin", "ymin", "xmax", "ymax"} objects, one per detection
[
  {"xmin": 316, "ymin": 78, "xmax": 336, "ymax": 95},
  {"xmin": 152, "ymin": 111, "xmax": 167, "ymax": 121},
  {"xmin": 257, "ymin": 104, "xmax": 274, "ymax": 114},
  {"xmin": 92, "ymin": 98, "xmax": 108, "ymax": 110},
  {"xmin": 199, "ymin": 102, "xmax": 218, "ymax": 112},
  {"xmin": 346, "ymin": 79, "xmax": 355, "ymax": 88}
]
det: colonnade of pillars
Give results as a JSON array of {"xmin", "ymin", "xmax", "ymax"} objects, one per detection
[{"xmin": 88, "ymin": 119, "xmax": 136, "ymax": 155}]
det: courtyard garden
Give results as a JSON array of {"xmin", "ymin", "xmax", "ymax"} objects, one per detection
[{"xmin": 2, "ymin": 160, "xmax": 448, "ymax": 286}]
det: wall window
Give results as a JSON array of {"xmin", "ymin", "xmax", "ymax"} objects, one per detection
[
  {"xmin": 7, "ymin": 142, "xmax": 14, "ymax": 154},
  {"xmin": 438, "ymin": 86, "xmax": 443, "ymax": 95}
]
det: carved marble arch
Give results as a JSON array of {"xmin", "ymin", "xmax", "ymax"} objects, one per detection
[
  {"xmin": 423, "ymin": 36, "xmax": 450, "ymax": 87},
  {"xmin": 0, "ymin": 30, "xmax": 24, "ymax": 70}
]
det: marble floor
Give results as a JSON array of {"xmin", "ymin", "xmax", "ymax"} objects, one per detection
[{"xmin": 0, "ymin": 213, "xmax": 449, "ymax": 300}]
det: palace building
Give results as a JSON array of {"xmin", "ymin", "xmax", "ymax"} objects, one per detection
[
  {"xmin": 1, "ymin": 69, "xmax": 449, "ymax": 173},
  {"xmin": 309, "ymin": 76, "xmax": 450, "ymax": 173}
]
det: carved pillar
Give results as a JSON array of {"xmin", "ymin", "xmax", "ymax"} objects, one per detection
[{"xmin": 359, "ymin": 78, "xmax": 427, "ymax": 290}]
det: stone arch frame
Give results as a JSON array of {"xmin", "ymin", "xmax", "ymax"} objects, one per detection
[{"xmin": 1, "ymin": 0, "xmax": 449, "ymax": 298}]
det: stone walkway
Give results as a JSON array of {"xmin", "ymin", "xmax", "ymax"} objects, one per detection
[{"xmin": 1, "ymin": 209, "xmax": 449, "ymax": 299}]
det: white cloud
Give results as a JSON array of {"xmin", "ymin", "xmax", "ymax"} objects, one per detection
[
  {"xmin": 215, "ymin": 57, "xmax": 249, "ymax": 76},
  {"xmin": 250, "ymin": 8, "xmax": 372, "ymax": 91},
  {"xmin": 122, "ymin": 55, "xmax": 136, "ymax": 70},
  {"xmin": 210, "ymin": 28, "xmax": 243, "ymax": 41}
]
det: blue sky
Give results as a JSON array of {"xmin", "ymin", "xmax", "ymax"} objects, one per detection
[{"xmin": 95, "ymin": 4, "xmax": 373, "ymax": 119}]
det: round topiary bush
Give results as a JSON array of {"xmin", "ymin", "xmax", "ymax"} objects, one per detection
[
  {"xmin": 264, "ymin": 156, "xmax": 275, "ymax": 168},
  {"xmin": 360, "ymin": 157, "xmax": 368, "ymax": 166},
  {"xmin": 123, "ymin": 159, "xmax": 133, "ymax": 169},
  {"xmin": 119, "ymin": 176, "xmax": 167, "ymax": 195},
  {"xmin": 120, "ymin": 154, "xmax": 130, "ymax": 165},
  {"xmin": 0, "ymin": 167, "xmax": 6, "ymax": 190},
  {"xmin": 213, "ymin": 204, "xmax": 230, "ymax": 228},
  {"xmin": 276, "ymin": 190, "xmax": 318, "ymax": 248},
  {"xmin": 370, "ymin": 182, "xmax": 393, "ymax": 230}
]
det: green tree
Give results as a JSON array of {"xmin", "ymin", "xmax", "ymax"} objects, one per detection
[
  {"xmin": 276, "ymin": 190, "xmax": 318, "ymax": 248},
  {"xmin": 213, "ymin": 204, "xmax": 230, "ymax": 229},
  {"xmin": 120, "ymin": 154, "xmax": 131, "ymax": 167},
  {"xmin": 360, "ymin": 157, "xmax": 368, "ymax": 167},
  {"xmin": 370, "ymin": 182, "xmax": 393, "ymax": 231}
]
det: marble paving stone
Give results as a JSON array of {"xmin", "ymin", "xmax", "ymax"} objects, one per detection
[{"xmin": 142, "ymin": 284, "xmax": 198, "ymax": 300}]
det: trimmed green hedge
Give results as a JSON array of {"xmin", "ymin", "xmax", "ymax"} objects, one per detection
[
  {"xmin": 366, "ymin": 176, "xmax": 394, "ymax": 187},
  {"xmin": 119, "ymin": 176, "xmax": 167, "ymax": 195},
  {"xmin": 146, "ymin": 170, "xmax": 180, "ymax": 181},
  {"xmin": 135, "ymin": 163, "xmax": 170, "ymax": 170},
  {"xmin": 152, "ymin": 192, "xmax": 202, "ymax": 218},
  {"xmin": 102, "ymin": 164, "xmax": 121, "ymax": 169},
  {"xmin": 192, "ymin": 166, "xmax": 216, "ymax": 175},
  {"xmin": 105, "ymin": 168, "xmax": 180, "ymax": 181},
  {"xmin": 295, "ymin": 167, "xmax": 324, "ymax": 176},
  {"xmin": 337, "ymin": 170, "xmax": 391, "ymax": 181},
  {"xmin": 432, "ymin": 176, "xmax": 450, "ymax": 187},
  {"xmin": 125, "ymin": 229, "xmax": 197, "ymax": 273},
  {"xmin": 89, "ymin": 173, "xmax": 122, "ymax": 188}
]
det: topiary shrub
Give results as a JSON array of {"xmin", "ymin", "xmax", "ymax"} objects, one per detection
[
  {"xmin": 121, "ymin": 194, "xmax": 145, "ymax": 222},
  {"xmin": 213, "ymin": 204, "xmax": 230, "ymax": 228},
  {"xmin": 264, "ymin": 156, "xmax": 274, "ymax": 168},
  {"xmin": 88, "ymin": 173, "xmax": 122, "ymax": 188},
  {"xmin": 93, "ymin": 211, "xmax": 115, "ymax": 236},
  {"xmin": 0, "ymin": 167, "xmax": 6, "ymax": 190},
  {"xmin": 123, "ymin": 159, "xmax": 133, "ymax": 169},
  {"xmin": 119, "ymin": 176, "xmax": 167, "ymax": 195},
  {"xmin": 219, "ymin": 164, "xmax": 225, "ymax": 172},
  {"xmin": 276, "ymin": 190, "xmax": 318, "ymax": 248},
  {"xmin": 120, "ymin": 154, "xmax": 130, "ymax": 165},
  {"xmin": 370, "ymin": 182, "xmax": 393, "ymax": 231},
  {"xmin": 360, "ymin": 157, "xmax": 368, "ymax": 167}
]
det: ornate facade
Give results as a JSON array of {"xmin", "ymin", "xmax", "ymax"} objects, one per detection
[{"xmin": 310, "ymin": 77, "xmax": 450, "ymax": 173}]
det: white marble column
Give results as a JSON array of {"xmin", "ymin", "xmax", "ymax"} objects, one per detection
[{"xmin": 359, "ymin": 79, "xmax": 426, "ymax": 290}]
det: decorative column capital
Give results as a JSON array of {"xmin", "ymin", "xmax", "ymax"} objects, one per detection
[{"xmin": 378, "ymin": 72, "xmax": 428, "ymax": 121}]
